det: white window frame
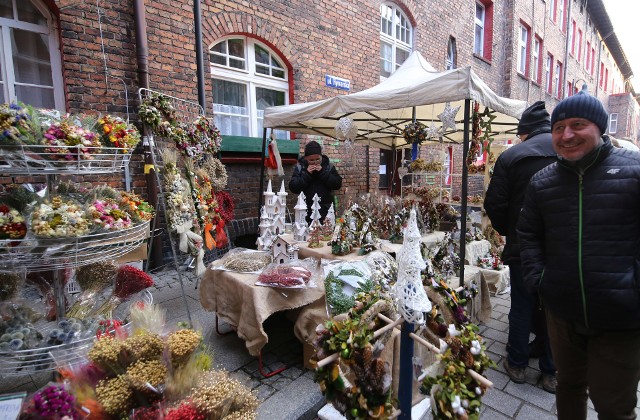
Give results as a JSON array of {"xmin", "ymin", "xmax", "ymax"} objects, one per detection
[
  {"xmin": 210, "ymin": 36, "xmax": 289, "ymax": 138},
  {"xmin": 532, "ymin": 36, "xmax": 541, "ymax": 83},
  {"xmin": 546, "ymin": 54, "xmax": 553, "ymax": 93},
  {"xmin": 549, "ymin": 0, "xmax": 557, "ymax": 22},
  {"xmin": 445, "ymin": 37, "xmax": 456, "ymax": 70},
  {"xmin": 608, "ymin": 113, "xmax": 618, "ymax": 134},
  {"xmin": 0, "ymin": 0, "xmax": 64, "ymax": 110},
  {"xmin": 474, "ymin": 2, "xmax": 485, "ymax": 56},
  {"xmin": 554, "ymin": 61, "xmax": 562, "ymax": 98},
  {"xmin": 379, "ymin": 2, "xmax": 412, "ymax": 79},
  {"xmin": 517, "ymin": 24, "xmax": 529, "ymax": 75}
]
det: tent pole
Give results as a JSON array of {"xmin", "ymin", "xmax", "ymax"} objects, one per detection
[
  {"xmin": 258, "ymin": 128, "xmax": 268, "ymax": 211},
  {"xmin": 459, "ymin": 99, "xmax": 471, "ymax": 288}
]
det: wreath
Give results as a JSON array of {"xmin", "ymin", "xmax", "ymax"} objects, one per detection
[
  {"xmin": 402, "ymin": 121, "xmax": 429, "ymax": 145},
  {"xmin": 200, "ymin": 157, "xmax": 228, "ymax": 191},
  {"xmin": 215, "ymin": 190, "xmax": 234, "ymax": 224},
  {"xmin": 312, "ymin": 291, "xmax": 397, "ymax": 419}
]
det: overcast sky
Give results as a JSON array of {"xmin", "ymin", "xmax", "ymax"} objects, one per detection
[{"xmin": 603, "ymin": 1, "xmax": 640, "ymax": 92}]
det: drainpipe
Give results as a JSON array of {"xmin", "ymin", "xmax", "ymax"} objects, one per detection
[
  {"xmin": 561, "ymin": 0, "xmax": 572, "ymax": 98},
  {"xmin": 194, "ymin": 0, "xmax": 206, "ymax": 112},
  {"xmin": 134, "ymin": 0, "xmax": 163, "ymax": 269}
]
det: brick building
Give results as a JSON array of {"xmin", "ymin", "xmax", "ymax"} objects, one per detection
[{"xmin": 5, "ymin": 0, "xmax": 638, "ymax": 223}]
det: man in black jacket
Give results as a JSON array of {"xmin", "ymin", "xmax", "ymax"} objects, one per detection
[
  {"xmin": 484, "ymin": 101, "xmax": 557, "ymax": 392},
  {"xmin": 289, "ymin": 140, "xmax": 342, "ymax": 223},
  {"xmin": 518, "ymin": 91, "xmax": 640, "ymax": 419}
]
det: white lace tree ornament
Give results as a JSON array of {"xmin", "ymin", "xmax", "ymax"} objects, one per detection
[
  {"xmin": 293, "ymin": 192, "xmax": 309, "ymax": 242},
  {"xmin": 310, "ymin": 193, "xmax": 322, "ymax": 229},
  {"xmin": 394, "ymin": 207, "xmax": 432, "ymax": 324}
]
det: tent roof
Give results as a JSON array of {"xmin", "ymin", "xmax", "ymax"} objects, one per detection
[{"xmin": 264, "ymin": 52, "xmax": 528, "ymax": 149}]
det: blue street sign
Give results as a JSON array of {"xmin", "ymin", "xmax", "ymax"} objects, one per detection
[{"xmin": 325, "ymin": 74, "xmax": 351, "ymax": 91}]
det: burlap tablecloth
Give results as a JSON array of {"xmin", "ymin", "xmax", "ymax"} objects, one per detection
[
  {"xmin": 479, "ymin": 266, "xmax": 510, "ymax": 295},
  {"xmin": 199, "ymin": 264, "xmax": 324, "ymax": 356}
]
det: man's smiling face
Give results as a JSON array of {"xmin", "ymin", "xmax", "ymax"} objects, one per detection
[{"xmin": 551, "ymin": 117, "xmax": 603, "ymax": 161}]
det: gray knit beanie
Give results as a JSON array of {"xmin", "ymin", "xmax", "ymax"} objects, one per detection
[{"xmin": 550, "ymin": 91, "xmax": 608, "ymax": 134}]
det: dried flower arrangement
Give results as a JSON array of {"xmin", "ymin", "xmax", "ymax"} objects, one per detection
[
  {"xmin": 30, "ymin": 196, "xmax": 92, "ymax": 238},
  {"xmin": 96, "ymin": 114, "xmax": 141, "ymax": 151}
]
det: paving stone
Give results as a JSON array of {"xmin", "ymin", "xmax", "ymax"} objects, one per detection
[
  {"xmin": 482, "ymin": 387, "xmax": 523, "ymax": 417},
  {"xmin": 480, "ymin": 406, "xmax": 514, "ymax": 419},
  {"xmin": 487, "ymin": 340, "xmax": 507, "ymax": 357},
  {"xmin": 515, "ymin": 404, "xmax": 557, "ymax": 419},
  {"xmin": 482, "ymin": 328, "xmax": 509, "ymax": 344},
  {"xmin": 481, "ymin": 318, "xmax": 509, "ymax": 332},
  {"xmin": 493, "ymin": 304, "xmax": 511, "ymax": 315},
  {"xmin": 484, "ymin": 367, "xmax": 510, "ymax": 391},
  {"xmin": 505, "ymin": 381, "xmax": 555, "ymax": 411},
  {"xmin": 254, "ymin": 383, "xmax": 277, "ymax": 401}
]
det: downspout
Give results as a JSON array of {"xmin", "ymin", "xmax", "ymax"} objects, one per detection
[
  {"xmin": 134, "ymin": 0, "xmax": 163, "ymax": 269},
  {"xmin": 561, "ymin": 0, "xmax": 572, "ymax": 98},
  {"xmin": 194, "ymin": 0, "xmax": 206, "ymax": 112}
]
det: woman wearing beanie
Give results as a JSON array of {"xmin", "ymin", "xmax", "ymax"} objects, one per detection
[
  {"xmin": 517, "ymin": 91, "xmax": 640, "ymax": 419},
  {"xmin": 289, "ymin": 140, "xmax": 342, "ymax": 223}
]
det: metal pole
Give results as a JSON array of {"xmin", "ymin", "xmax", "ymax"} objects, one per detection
[
  {"xmin": 459, "ymin": 99, "xmax": 471, "ymax": 288},
  {"xmin": 258, "ymin": 128, "xmax": 268, "ymax": 209},
  {"xmin": 397, "ymin": 321, "xmax": 414, "ymax": 419},
  {"xmin": 194, "ymin": 0, "xmax": 206, "ymax": 112}
]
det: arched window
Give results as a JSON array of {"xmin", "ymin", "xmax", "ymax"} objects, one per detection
[
  {"xmin": 0, "ymin": 0, "xmax": 64, "ymax": 109},
  {"xmin": 380, "ymin": 3, "xmax": 412, "ymax": 78},
  {"xmin": 445, "ymin": 37, "xmax": 457, "ymax": 70},
  {"xmin": 210, "ymin": 36, "xmax": 289, "ymax": 138}
]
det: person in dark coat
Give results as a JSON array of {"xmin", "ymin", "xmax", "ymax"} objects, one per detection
[
  {"xmin": 289, "ymin": 140, "xmax": 342, "ymax": 223},
  {"xmin": 518, "ymin": 91, "xmax": 640, "ymax": 419},
  {"xmin": 484, "ymin": 101, "xmax": 557, "ymax": 392}
]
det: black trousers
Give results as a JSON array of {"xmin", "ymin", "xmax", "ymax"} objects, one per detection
[{"xmin": 546, "ymin": 310, "xmax": 640, "ymax": 420}]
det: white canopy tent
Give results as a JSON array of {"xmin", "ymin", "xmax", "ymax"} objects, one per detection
[
  {"xmin": 260, "ymin": 51, "xmax": 529, "ymax": 288},
  {"xmin": 263, "ymin": 51, "xmax": 528, "ymax": 148}
]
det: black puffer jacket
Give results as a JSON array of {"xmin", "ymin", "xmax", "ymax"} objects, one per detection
[
  {"xmin": 484, "ymin": 129, "xmax": 556, "ymax": 265},
  {"xmin": 288, "ymin": 155, "xmax": 342, "ymax": 222},
  {"xmin": 517, "ymin": 137, "xmax": 640, "ymax": 330}
]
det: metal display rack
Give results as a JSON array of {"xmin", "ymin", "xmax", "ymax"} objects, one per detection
[
  {"xmin": 137, "ymin": 88, "xmax": 209, "ymax": 327},
  {"xmin": 0, "ymin": 144, "xmax": 150, "ymax": 375}
]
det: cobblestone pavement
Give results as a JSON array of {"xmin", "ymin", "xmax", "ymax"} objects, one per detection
[{"xmin": 4, "ymin": 267, "xmax": 640, "ymax": 419}]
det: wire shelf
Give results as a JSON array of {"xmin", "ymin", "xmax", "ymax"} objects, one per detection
[
  {"xmin": 0, "ymin": 221, "xmax": 150, "ymax": 272},
  {"xmin": 0, "ymin": 145, "xmax": 134, "ymax": 176}
]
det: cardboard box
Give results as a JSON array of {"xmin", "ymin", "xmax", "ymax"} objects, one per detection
[
  {"xmin": 303, "ymin": 341, "xmax": 316, "ymax": 370},
  {"xmin": 116, "ymin": 243, "xmax": 148, "ymax": 265}
]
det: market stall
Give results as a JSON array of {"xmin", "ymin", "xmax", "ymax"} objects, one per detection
[{"xmin": 262, "ymin": 51, "xmax": 528, "ymax": 288}]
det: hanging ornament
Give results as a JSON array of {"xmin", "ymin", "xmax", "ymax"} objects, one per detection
[
  {"xmin": 426, "ymin": 122, "xmax": 440, "ymax": 139},
  {"xmin": 438, "ymin": 102, "xmax": 460, "ymax": 133},
  {"xmin": 334, "ymin": 117, "xmax": 358, "ymax": 141},
  {"xmin": 394, "ymin": 207, "xmax": 432, "ymax": 324}
]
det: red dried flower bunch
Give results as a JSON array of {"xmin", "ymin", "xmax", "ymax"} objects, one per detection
[
  {"xmin": 165, "ymin": 402, "xmax": 206, "ymax": 420},
  {"xmin": 113, "ymin": 265, "xmax": 154, "ymax": 299}
]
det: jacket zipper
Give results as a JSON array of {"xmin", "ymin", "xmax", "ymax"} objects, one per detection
[{"xmin": 578, "ymin": 173, "xmax": 589, "ymax": 328}]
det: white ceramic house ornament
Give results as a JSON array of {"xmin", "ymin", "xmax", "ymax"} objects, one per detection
[
  {"xmin": 271, "ymin": 181, "xmax": 288, "ymax": 235},
  {"xmin": 309, "ymin": 193, "xmax": 322, "ymax": 229},
  {"xmin": 293, "ymin": 192, "xmax": 309, "ymax": 241},
  {"xmin": 264, "ymin": 179, "xmax": 276, "ymax": 218},
  {"xmin": 394, "ymin": 207, "xmax": 432, "ymax": 325},
  {"xmin": 271, "ymin": 235, "xmax": 298, "ymax": 264}
]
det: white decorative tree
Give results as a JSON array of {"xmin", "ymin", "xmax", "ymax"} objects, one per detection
[
  {"xmin": 309, "ymin": 193, "xmax": 322, "ymax": 230},
  {"xmin": 324, "ymin": 203, "xmax": 335, "ymax": 230},
  {"xmin": 293, "ymin": 191, "xmax": 309, "ymax": 241},
  {"xmin": 394, "ymin": 206, "xmax": 432, "ymax": 325}
]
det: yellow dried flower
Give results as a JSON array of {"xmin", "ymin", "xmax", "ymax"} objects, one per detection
[
  {"xmin": 167, "ymin": 329, "xmax": 202, "ymax": 366},
  {"xmin": 95, "ymin": 375, "xmax": 133, "ymax": 416},
  {"xmin": 87, "ymin": 336, "xmax": 125, "ymax": 373},
  {"xmin": 124, "ymin": 331, "xmax": 164, "ymax": 361},
  {"xmin": 126, "ymin": 359, "xmax": 167, "ymax": 392}
]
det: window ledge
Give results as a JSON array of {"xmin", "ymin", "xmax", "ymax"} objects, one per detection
[
  {"xmin": 517, "ymin": 72, "xmax": 529, "ymax": 81},
  {"xmin": 473, "ymin": 54, "xmax": 492, "ymax": 65}
]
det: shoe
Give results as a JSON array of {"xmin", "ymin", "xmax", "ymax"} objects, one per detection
[
  {"xmin": 541, "ymin": 373, "xmax": 557, "ymax": 394},
  {"xmin": 503, "ymin": 359, "xmax": 526, "ymax": 384},
  {"xmin": 528, "ymin": 339, "xmax": 545, "ymax": 358}
]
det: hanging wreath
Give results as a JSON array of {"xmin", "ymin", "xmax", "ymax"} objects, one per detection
[
  {"xmin": 191, "ymin": 116, "xmax": 222, "ymax": 155},
  {"xmin": 402, "ymin": 121, "xmax": 429, "ymax": 145},
  {"xmin": 214, "ymin": 191, "xmax": 234, "ymax": 224},
  {"xmin": 467, "ymin": 102, "xmax": 482, "ymax": 169},
  {"xmin": 199, "ymin": 157, "xmax": 228, "ymax": 191}
]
